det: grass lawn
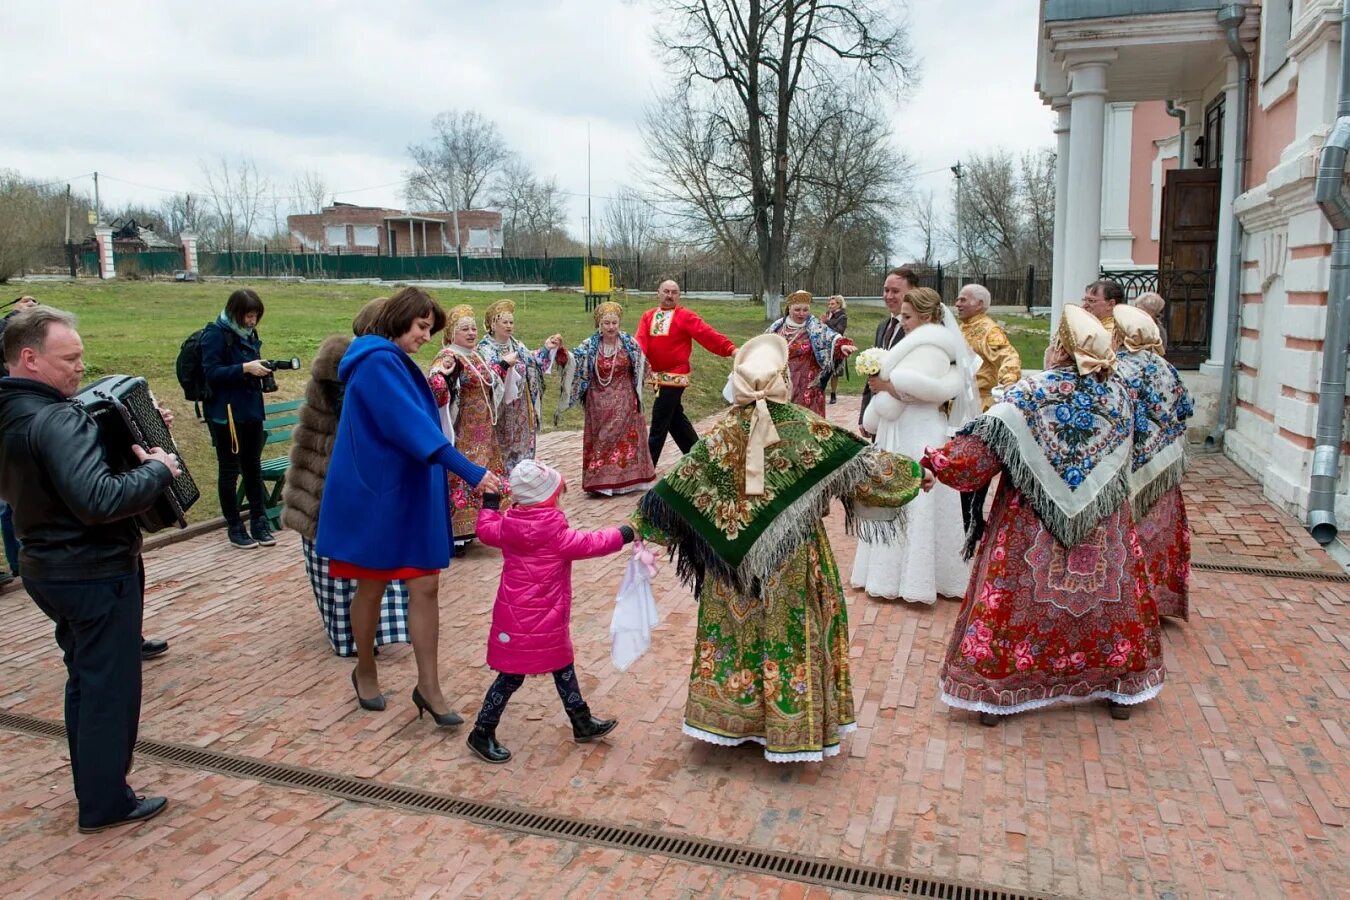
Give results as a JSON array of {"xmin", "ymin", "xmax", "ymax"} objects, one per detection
[{"xmin": 17, "ymin": 280, "xmax": 1047, "ymax": 522}]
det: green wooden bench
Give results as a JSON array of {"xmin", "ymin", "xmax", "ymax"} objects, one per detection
[{"xmin": 236, "ymin": 399, "xmax": 302, "ymax": 529}]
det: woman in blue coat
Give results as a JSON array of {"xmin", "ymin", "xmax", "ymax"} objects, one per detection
[
  {"xmin": 316, "ymin": 287, "xmax": 502, "ymax": 726},
  {"xmin": 201, "ymin": 288, "xmax": 275, "ymax": 550}
]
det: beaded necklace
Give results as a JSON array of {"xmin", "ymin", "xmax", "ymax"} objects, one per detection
[
  {"xmin": 451, "ymin": 344, "xmax": 497, "ymax": 426},
  {"xmin": 595, "ymin": 338, "xmax": 622, "ymax": 387}
]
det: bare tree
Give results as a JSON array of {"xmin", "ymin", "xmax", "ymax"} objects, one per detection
[
  {"xmin": 0, "ymin": 171, "xmax": 94, "ymax": 280},
  {"xmin": 158, "ymin": 193, "xmax": 214, "ymax": 242},
  {"xmin": 493, "ymin": 157, "xmax": 572, "ymax": 255},
  {"xmin": 199, "ymin": 156, "xmax": 270, "ymax": 249},
  {"xmin": 645, "ymin": 0, "xmax": 918, "ymax": 317},
  {"xmin": 405, "ymin": 110, "xmax": 510, "ymax": 211},
  {"xmin": 599, "ymin": 186, "xmax": 660, "ymax": 260},
  {"xmin": 904, "ymin": 189, "xmax": 941, "ymax": 267},
  {"xmin": 291, "ymin": 169, "xmax": 330, "ymax": 214},
  {"xmin": 946, "ymin": 148, "xmax": 1056, "ymax": 274},
  {"xmin": 1020, "ymin": 150, "xmax": 1055, "ymax": 272}
]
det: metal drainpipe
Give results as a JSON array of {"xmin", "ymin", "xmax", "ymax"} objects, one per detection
[
  {"xmin": 1307, "ymin": 0, "xmax": 1350, "ymax": 544},
  {"xmin": 1205, "ymin": 4, "xmax": 1251, "ymax": 450},
  {"xmin": 1165, "ymin": 100, "xmax": 1187, "ymax": 169}
]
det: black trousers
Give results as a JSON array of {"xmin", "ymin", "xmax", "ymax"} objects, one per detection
[
  {"xmin": 207, "ymin": 419, "xmax": 267, "ymax": 523},
  {"xmin": 25, "ymin": 565, "xmax": 143, "ymax": 829},
  {"xmin": 475, "ymin": 664, "xmax": 587, "ymax": 730},
  {"xmin": 648, "ymin": 386, "xmax": 698, "ymax": 467}
]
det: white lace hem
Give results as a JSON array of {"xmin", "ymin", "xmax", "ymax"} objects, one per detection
[
  {"xmin": 938, "ymin": 678, "xmax": 1164, "ymax": 716},
  {"xmin": 682, "ymin": 721, "xmax": 855, "ymax": 763}
]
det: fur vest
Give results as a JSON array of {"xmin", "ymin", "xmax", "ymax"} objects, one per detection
[
  {"xmin": 280, "ymin": 335, "xmax": 349, "ymax": 540},
  {"xmin": 864, "ymin": 323, "xmax": 965, "ymax": 430}
]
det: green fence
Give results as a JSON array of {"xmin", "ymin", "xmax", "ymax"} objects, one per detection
[{"xmin": 155, "ymin": 251, "xmax": 590, "ymax": 286}]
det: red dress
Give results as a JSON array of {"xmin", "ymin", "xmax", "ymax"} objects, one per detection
[
  {"xmin": 581, "ymin": 347, "xmax": 656, "ymax": 493},
  {"xmin": 1135, "ymin": 486, "xmax": 1190, "ymax": 619},
  {"xmin": 927, "ymin": 434, "xmax": 1166, "ymax": 714}
]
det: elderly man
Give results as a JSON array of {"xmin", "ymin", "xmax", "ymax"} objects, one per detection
[
  {"xmin": 954, "ymin": 283, "xmax": 1022, "ymax": 411},
  {"xmin": 859, "ymin": 266, "xmax": 917, "ymax": 429},
  {"xmin": 1081, "ymin": 278, "xmax": 1125, "ymax": 336},
  {"xmin": 636, "ymin": 279, "xmax": 736, "ymax": 466},
  {"xmin": 0, "ymin": 307, "xmax": 180, "ymax": 833}
]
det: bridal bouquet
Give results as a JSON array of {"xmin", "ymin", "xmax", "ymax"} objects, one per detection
[{"xmin": 853, "ymin": 347, "xmax": 887, "ymax": 377}]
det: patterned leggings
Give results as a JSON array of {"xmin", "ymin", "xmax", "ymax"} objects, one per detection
[{"xmin": 474, "ymin": 663, "xmax": 586, "ymax": 729}]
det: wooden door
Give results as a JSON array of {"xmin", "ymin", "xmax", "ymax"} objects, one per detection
[{"xmin": 1157, "ymin": 168, "xmax": 1221, "ymax": 368}]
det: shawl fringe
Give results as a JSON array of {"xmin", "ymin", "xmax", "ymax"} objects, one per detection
[
  {"xmin": 1130, "ymin": 441, "xmax": 1187, "ymax": 520},
  {"xmin": 968, "ymin": 415, "xmax": 1130, "ymax": 548},
  {"xmin": 641, "ymin": 448, "xmax": 896, "ymax": 596}
]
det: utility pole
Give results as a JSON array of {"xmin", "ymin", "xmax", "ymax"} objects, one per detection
[
  {"xmin": 64, "ymin": 184, "xmax": 71, "ymax": 244},
  {"xmin": 93, "ymin": 171, "xmax": 102, "ymax": 224},
  {"xmin": 951, "ymin": 161, "xmax": 964, "ymax": 285},
  {"xmin": 586, "ymin": 121, "xmax": 593, "ymax": 287}
]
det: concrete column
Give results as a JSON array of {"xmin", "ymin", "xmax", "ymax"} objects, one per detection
[
  {"xmin": 1059, "ymin": 52, "xmax": 1115, "ymax": 330},
  {"xmin": 180, "ymin": 230, "xmax": 199, "ymax": 275},
  {"xmin": 1179, "ymin": 98, "xmax": 1204, "ymax": 170},
  {"xmin": 1099, "ymin": 101, "xmax": 1137, "ymax": 268},
  {"xmin": 93, "ymin": 225, "xmax": 115, "ymax": 280},
  {"xmin": 1051, "ymin": 99, "xmax": 1071, "ymax": 315},
  {"xmin": 1203, "ymin": 59, "xmax": 1242, "ymax": 375}
]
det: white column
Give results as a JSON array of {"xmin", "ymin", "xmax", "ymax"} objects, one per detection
[
  {"xmin": 94, "ymin": 225, "xmax": 115, "ymax": 280},
  {"xmin": 1099, "ymin": 101, "xmax": 1137, "ymax": 268},
  {"xmin": 1204, "ymin": 59, "xmax": 1242, "ymax": 375},
  {"xmin": 1179, "ymin": 98, "xmax": 1204, "ymax": 170},
  {"xmin": 1051, "ymin": 99, "xmax": 1071, "ymax": 316},
  {"xmin": 1059, "ymin": 52, "xmax": 1115, "ymax": 330},
  {"xmin": 180, "ymin": 230, "xmax": 198, "ymax": 274}
]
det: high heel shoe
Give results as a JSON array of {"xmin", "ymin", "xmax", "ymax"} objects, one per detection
[
  {"xmin": 351, "ymin": 669, "xmax": 386, "ymax": 712},
  {"xmin": 412, "ymin": 687, "xmax": 464, "ymax": 728}
]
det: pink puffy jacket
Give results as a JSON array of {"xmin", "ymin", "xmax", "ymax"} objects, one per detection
[{"xmin": 477, "ymin": 504, "xmax": 625, "ymax": 674}]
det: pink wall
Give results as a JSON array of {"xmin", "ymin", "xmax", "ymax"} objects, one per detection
[
  {"xmin": 1246, "ymin": 90, "xmax": 1296, "ymax": 189},
  {"xmin": 1129, "ymin": 101, "xmax": 1179, "ymax": 266}
]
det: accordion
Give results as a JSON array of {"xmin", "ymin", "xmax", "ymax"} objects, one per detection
[{"xmin": 73, "ymin": 374, "xmax": 201, "ymax": 532}]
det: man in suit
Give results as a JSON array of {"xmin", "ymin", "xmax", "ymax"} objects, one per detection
[
  {"xmin": 859, "ymin": 266, "xmax": 917, "ymax": 431},
  {"xmin": 0, "ymin": 306, "xmax": 180, "ymax": 833}
]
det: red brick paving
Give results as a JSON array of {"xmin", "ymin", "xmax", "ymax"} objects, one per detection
[{"xmin": 0, "ymin": 397, "xmax": 1345, "ymax": 898}]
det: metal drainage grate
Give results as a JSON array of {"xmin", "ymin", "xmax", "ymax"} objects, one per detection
[
  {"xmin": 0, "ymin": 711, "xmax": 1049, "ymax": 900},
  {"xmin": 1191, "ymin": 560, "xmax": 1350, "ymax": 583}
]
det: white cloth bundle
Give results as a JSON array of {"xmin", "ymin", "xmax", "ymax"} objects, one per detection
[{"xmin": 611, "ymin": 542, "xmax": 661, "ymax": 671}]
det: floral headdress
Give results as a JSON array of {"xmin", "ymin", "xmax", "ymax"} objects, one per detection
[
  {"xmin": 593, "ymin": 300, "xmax": 624, "ymax": 326},
  {"xmin": 445, "ymin": 304, "xmax": 476, "ymax": 342},
  {"xmin": 484, "ymin": 298, "xmax": 515, "ymax": 331},
  {"xmin": 785, "ymin": 289, "xmax": 812, "ymax": 306}
]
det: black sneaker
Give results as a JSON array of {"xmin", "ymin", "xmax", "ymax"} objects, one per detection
[
  {"xmin": 250, "ymin": 517, "xmax": 276, "ymax": 547},
  {"xmin": 227, "ymin": 521, "xmax": 258, "ymax": 550}
]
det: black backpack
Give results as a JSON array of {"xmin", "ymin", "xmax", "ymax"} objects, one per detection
[{"xmin": 175, "ymin": 323, "xmax": 232, "ymax": 402}]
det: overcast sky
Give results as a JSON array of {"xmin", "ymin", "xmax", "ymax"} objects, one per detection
[{"xmin": 0, "ymin": 0, "xmax": 1053, "ymax": 260}]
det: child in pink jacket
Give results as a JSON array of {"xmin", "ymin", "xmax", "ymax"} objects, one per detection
[{"xmin": 468, "ymin": 459, "xmax": 633, "ymax": 764}]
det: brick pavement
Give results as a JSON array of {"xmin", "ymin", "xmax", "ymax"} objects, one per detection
[{"xmin": 0, "ymin": 397, "xmax": 1345, "ymax": 898}]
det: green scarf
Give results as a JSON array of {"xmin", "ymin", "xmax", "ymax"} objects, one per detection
[
  {"xmin": 637, "ymin": 401, "xmax": 920, "ymax": 594},
  {"xmin": 217, "ymin": 310, "xmax": 257, "ymax": 343}
]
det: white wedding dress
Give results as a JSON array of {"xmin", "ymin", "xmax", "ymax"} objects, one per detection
[{"xmin": 851, "ymin": 320, "xmax": 975, "ymax": 604}]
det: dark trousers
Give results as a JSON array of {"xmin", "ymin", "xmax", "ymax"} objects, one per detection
[
  {"xmin": 648, "ymin": 386, "xmax": 698, "ymax": 467},
  {"xmin": 475, "ymin": 663, "xmax": 587, "ymax": 730},
  {"xmin": 25, "ymin": 566, "xmax": 143, "ymax": 829},
  {"xmin": 0, "ymin": 500, "xmax": 18, "ymax": 574},
  {"xmin": 207, "ymin": 419, "xmax": 267, "ymax": 523}
]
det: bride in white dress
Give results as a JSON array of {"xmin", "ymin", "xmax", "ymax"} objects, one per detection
[{"xmin": 851, "ymin": 288, "xmax": 980, "ymax": 604}]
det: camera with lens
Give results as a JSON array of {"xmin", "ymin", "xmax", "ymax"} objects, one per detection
[{"xmin": 258, "ymin": 356, "xmax": 301, "ymax": 393}]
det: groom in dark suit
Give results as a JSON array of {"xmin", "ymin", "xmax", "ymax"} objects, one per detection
[{"xmin": 859, "ymin": 266, "xmax": 917, "ymax": 431}]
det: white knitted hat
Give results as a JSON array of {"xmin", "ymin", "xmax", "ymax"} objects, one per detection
[{"xmin": 509, "ymin": 459, "xmax": 564, "ymax": 507}]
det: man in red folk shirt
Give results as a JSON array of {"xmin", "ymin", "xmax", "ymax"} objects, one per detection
[{"xmin": 636, "ymin": 279, "xmax": 736, "ymax": 466}]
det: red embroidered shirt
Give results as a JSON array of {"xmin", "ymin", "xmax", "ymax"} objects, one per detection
[{"xmin": 635, "ymin": 305, "xmax": 736, "ymax": 376}]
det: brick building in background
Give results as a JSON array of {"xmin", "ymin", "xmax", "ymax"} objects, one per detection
[{"xmin": 287, "ymin": 202, "xmax": 503, "ymax": 257}]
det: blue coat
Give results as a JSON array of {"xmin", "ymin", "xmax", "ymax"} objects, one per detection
[
  {"xmin": 200, "ymin": 322, "xmax": 264, "ymax": 423},
  {"xmin": 315, "ymin": 335, "xmax": 486, "ymax": 571}
]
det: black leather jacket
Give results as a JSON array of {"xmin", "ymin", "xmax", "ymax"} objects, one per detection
[{"xmin": 0, "ymin": 377, "xmax": 173, "ymax": 580}]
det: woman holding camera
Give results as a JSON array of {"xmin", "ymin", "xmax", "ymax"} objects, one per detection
[{"xmin": 201, "ymin": 288, "xmax": 274, "ymax": 550}]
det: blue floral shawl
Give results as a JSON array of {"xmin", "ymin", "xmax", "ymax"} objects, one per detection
[
  {"xmin": 1115, "ymin": 349, "xmax": 1194, "ymax": 518},
  {"xmin": 554, "ymin": 331, "xmax": 646, "ymax": 423},
  {"xmin": 766, "ymin": 314, "xmax": 846, "ymax": 385}
]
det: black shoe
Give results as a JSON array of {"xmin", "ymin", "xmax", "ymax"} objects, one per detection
[
  {"xmin": 0, "ymin": 572, "xmax": 13, "ymax": 587},
  {"xmin": 249, "ymin": 516, "xmax": 276, "ymax": 547},
  {"xmin": 78, "ymin": 795, "xmax": 168, "ymax": 834},
  {"xmin": 412, "ymin": 686, "xmax": 463, "ymax": 728},
  {"xmin": 1108, "ymin": 701, "xmax": 1132, "ymax": 720},
  {"xmin": 141, "ymin": 639, "xmax": 168, "ymax": 661},
  {"xmin": 829, "ymin": 394, "xmax": 837, "ymax": 405},
  {"xmin": 979, "ymin": 712, "xmax": 1000, "ymax": 727},
  {"xmin": 567, "ymin": 705, "xmax": 617, "ymax": 743},
  {"xmin": 351, "ymin": 668, "xmax": 386, "ymax": 712},
  {"xmin": 466, "ymin": 726, "xmax": 511, "ymax": 763},
  {"xmin": 227, "ymin": 520, "xmax": 257, "ymax": 550}
]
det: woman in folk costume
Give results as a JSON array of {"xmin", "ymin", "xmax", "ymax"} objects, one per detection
[
  {"xmin": 852, "ymin": 288, "xmax": 980, "ymax": 604},
  {"xmin": 429, "ymin": 304, "xmax": 508, "ymax": 549},
  {"xmin": 555, "ymin": 301, "xmax": 656, "ymax": 496},
  {"xmin": 477, "ymin": 298, "xmax": 566, "ymax": 474},
  {"xmin": 764, "ymin": 290, "xmax": 856, "ymax": 415},
  {"xmin": 922, "ymin": 305, "xmax": 1165, "ymax": 724},
  {"xmin": 632, "ymin": 334, "xmax": 929, "ymax": 762},
  {"xmin": 1112, "ymin": 304, "xmax": 1194, "ymax": 620}
]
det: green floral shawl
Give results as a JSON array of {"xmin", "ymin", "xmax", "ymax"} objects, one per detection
[{"xmin": 636, "ymin": 401, "xmax": 922, "ymax": 595}]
